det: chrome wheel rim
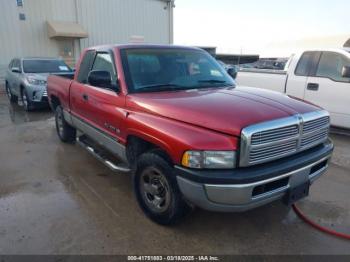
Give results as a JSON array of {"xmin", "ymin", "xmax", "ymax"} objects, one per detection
[
  {"xmin": 140, "ymin": 167, "xmax": 171, "ymax": 213},
  {"xmin": 56, "ymin": 111, "xmax": 64, "ymax": 137}
]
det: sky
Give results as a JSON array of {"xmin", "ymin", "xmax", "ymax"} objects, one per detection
[{"xmin": 174, "ymin": 0, "xmax": 350, "ymax": 56}]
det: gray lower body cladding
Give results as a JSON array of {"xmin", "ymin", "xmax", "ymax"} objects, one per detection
[{"xmin": 63, "ymin": 110, "xmax": 128, "ymax": 163}]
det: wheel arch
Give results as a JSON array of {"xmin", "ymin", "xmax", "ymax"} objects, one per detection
[
  {"xmin": 126, "ymin": 134, "xmax": 174, "ymax": 168},
  {"xmin": 50, "ymin": 95, "xmax": 61, "ymax": 111}
]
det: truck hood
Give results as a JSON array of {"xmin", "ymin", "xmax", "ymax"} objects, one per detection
[{"xmin": 126, "ymin": 86, "xmax": 320, "ymax": 136}]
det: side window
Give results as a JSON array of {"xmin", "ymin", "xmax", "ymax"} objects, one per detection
[
  {"xmin": 12, "ymin": 59, "xmax": 21, "ymax": 72},
  {"xmin": 295, "ymin": 51, "xmax": 320, "ymax": 76},
  {"xmin": 8, "ymin": 59, "xmax": 14, "ymax": 69},
  {"xmin": 18, "ymin": 60, "xmax": 22, "ymax": 71},
  {"xmin": 91, "ymin": 52, "xmax": 117, "ymax": 86},
  {"xmin": 316, "ymin": 52, "xmax": 350, "ymax": 82},
  {"xmin": 77, "ymin": 50, "xmax": 96, "ymax": 83}
]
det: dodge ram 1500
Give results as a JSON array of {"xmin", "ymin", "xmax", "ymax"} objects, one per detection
[{"xmin": 47, "ymin": 44, "xmax": 334, "ymax": 225}]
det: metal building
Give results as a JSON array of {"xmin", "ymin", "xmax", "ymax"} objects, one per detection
[{"xmin": 0, "ymin": 0, "xmax": 174, "ymax": 79}]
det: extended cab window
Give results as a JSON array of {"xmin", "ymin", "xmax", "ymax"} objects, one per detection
[
  {"xmin": 295, "ymin": 51, "xmax": 320, "ymax": 76},
  {"xmin": 91, "ymin": 52, "xmax": 117, "ymax": 86},
  {"xmin": 316, "ymin": 52, "xmax": 350, "ymax": 82},
  {"xmin": 77, "ymin": 50, "xmax": 96, "ymax": 83}
]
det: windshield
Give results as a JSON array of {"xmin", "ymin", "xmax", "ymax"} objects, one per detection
[
  {"xmin": 121, "ymin": 48, "xmax": 235, "ymax": 93},
  {"xmin": 23, "ymin": 59, "xmax": 72, "ymax": 73}
]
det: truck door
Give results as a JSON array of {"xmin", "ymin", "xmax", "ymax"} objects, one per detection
[
  {"xmin": 70, "ymin": 50, "xmax": 96, "ymax": 123},
  {"xmin": 286, "ymin": 51, "xmax": 320, "ymax": 99},
  {"xmin": 81, "ymin": 51, "xmax": 126, "ymax": 141},
  {"xmin": 305, "ymin": 51, "xmax": 350, "ymax": 128}
]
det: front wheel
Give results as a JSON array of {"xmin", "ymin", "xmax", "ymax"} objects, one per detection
[
  {"xmin": 134, "ymin": 152, "xmax": 192, "ymax": 225},
  {"xmin": 55, "ymin": 105, "xmax": 76, "ymax": 143},
  {"xmin": 5, "ymin": 83, "xmax": 18, "ymax": 103}
]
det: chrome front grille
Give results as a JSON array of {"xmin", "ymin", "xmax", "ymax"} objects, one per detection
[
  {"xmin": 301, "ymin": 115, "xmax": 330, "ymax": 149},
  {"xmin": 251, "ymin": 125, "xmax": 299, "ymax": 145},
  {"xmin": 302, "ymin": 116, "xmax": 330, "ymax": 133},
  {"xmin": 42, "ymin": 90, "xmax": 48, "ymax": 97},
  {"xmin": 301, "ymin": 129, "xmax": 328, "ymax": 148},
  {"xmin": 240, "ymin": 111, "xmax": 330, "ymax": 167},
  {"xmin": 250, "ymin": 140, "xmax": 298, "ymax": 163}
]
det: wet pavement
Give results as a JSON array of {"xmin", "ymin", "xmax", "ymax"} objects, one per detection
[{"xmin": 0, "ymin": 90, "xmax": 349, "ymax": 255}]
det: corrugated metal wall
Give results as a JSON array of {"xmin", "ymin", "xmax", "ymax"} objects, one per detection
[
  {"xmin": 77, "ymin": 0, "xmax": 172, "ymax": 49},
  {"xmin": 0, "ymin": 0, "xmax": 173, "ymax": 80}
]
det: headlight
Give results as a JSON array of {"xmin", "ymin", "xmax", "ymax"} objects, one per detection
[
  {"xmin": 27, "ymin": 77, "xmax": 46, "ymax": 86},
  {"xmin": 181, "ymin": 151, "xmax": 236, "ymax": 169}
]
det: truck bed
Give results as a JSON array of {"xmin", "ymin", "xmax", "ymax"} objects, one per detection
[{"xmin": 236, "ymin": 69, "xmax": 287, "ymax": 93}]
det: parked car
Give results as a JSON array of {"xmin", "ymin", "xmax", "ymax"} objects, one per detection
[
  {"xmin": 236, "ymin": 48, "xmax": 350, "ymax": 129},
  {"xmin": 5, "ymin": 57, "xmax": 74, "ymax": 111},
  {"xmin": 47, "ymin": 44, "xmax": 333, "ymax": 225}
]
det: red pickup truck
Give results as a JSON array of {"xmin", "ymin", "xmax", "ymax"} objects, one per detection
[{"xmin": 47, "ymin": 44, "xmax": 333, "ymax": 225}]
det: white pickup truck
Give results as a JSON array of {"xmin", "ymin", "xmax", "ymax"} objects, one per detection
[{"xmin": 236, "ymin": 48, "xmax": 350, "ymax": 129}]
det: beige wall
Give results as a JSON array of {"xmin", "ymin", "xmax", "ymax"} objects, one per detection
[{"xmin": 0, "ymin": 0, "xmax": 173, "ymax": 80}]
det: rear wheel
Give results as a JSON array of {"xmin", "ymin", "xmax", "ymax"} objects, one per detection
[
  {"xmin": 5, "ymin": 83, "xmax": 18, "ymax": 103},
  {"xmin": 134, "ymin": 152, "xmax": 192, "ymax": 225},
  {"xmin": 55, "ymin": 105, "xmax": 76, "ymax": 143}
]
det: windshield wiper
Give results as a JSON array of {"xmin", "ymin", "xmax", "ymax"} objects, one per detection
[
  {"xmin": 136, "ymin": 84, "xmax": 190, "ymax": 93},
  {"xmin": 197, "ymin": 79, "xmax": 235, "ymax": 88}
]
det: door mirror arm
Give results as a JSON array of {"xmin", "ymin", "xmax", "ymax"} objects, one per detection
[{"xmin": 227, "ymin": 67, "xmax": 238, "ymax": 79}]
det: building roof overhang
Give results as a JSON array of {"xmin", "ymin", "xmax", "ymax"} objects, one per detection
[{"xmin": 47, "ymin": 21, "xmax": 88, "ymax": 39}]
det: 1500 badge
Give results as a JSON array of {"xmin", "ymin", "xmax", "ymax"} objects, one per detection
[{"xmin": 104, "ymin": 122, "xmax": 120, "ymax": 134}]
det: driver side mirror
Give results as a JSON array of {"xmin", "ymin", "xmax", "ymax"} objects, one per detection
[
  {"xmin": 227, "ymin": 67, "xmax": 238, "ymax": 79},
  {"xmin": 341, "ymin": 66, "xmax": 350, "ymax": 78},
  {"xmin": 11, "ymin": 67, "xmax": 21, "ymax": 73},
  {"xmin": 88, "ymin": 70, "xmax": 113, "ymax": 89}
]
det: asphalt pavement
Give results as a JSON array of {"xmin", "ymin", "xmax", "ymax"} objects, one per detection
[{"xmin": 0, "ymin": 90, "xmax": 349, "ymax": 255}]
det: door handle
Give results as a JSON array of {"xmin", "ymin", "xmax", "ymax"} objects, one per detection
[
  {"xmin": 82, "ymin": 94, "xmax": 89, "ymax": 101},
  {"xmin": 307, "ymin": 83, "xmax": 319, "ymax": 91}
]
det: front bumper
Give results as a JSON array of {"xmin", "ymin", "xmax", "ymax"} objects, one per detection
[
  {"xmin": 175, "ymin": 140, "xmax": 333, "ymax": 212},
  {"xmin": 26, "ymin": 84, "xmax": 48, "ymax": 103}
]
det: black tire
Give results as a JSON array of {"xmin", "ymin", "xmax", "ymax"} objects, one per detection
[
  {"xmin": 134, "ymin": 151, "xmax": 192, "ymax": 225},
  {"xmin": 55, "ymin": 105, "xmax": 76, "ymax": 143},
  {"xmin": 21, "ymin": 88, "xmax": 34, "ymax": 111},
  {"xmin": 5, "ymin": 83, "xmax": 18, "ymax": 103}
]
